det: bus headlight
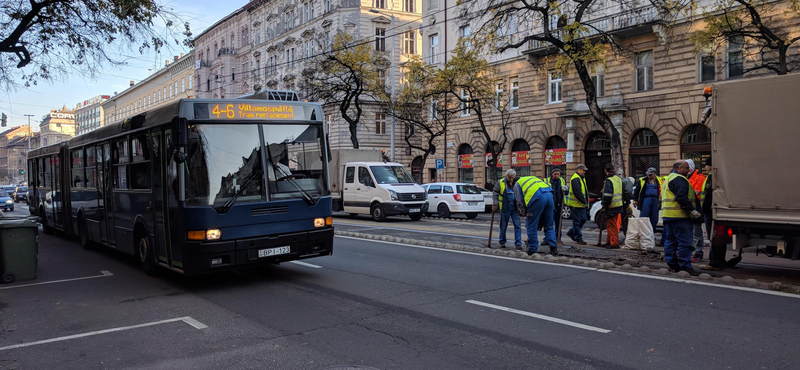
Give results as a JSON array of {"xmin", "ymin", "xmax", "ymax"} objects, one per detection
[
  {"xmin": 206, "ymin": 229, "xmax": 222, "ymax": 240},
  {"xmin": 188, "ymin": 229, "xmax": 222, "ymax": 241}
]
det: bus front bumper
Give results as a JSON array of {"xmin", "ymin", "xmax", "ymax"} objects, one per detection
[{"xmin": 182, "ymin": 227, "xmax": 334, "ymax": 276}]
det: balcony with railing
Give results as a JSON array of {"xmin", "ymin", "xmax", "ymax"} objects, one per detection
[
  {"xmin": 524, "ymin": 5, "xmax": 661, "ymax": 57},
  {"xmin": 218, "ymin": 47, "xmax": 237, "ymax": 56}
]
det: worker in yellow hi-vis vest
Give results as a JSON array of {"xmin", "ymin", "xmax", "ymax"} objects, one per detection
[
  {"xmin": 513, "ymin": 176, "xmax": 558, "ymax": 256},
  {"xmin": 600, "ymin": 164, "xmax": 625, "ymax": 249},
  {"xmin": 662, "ymin": 160, "xmax": 704, "ymax": 273}
]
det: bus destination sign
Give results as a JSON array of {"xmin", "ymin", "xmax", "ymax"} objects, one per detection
[{"xmin": 193, "ymin": 102, "xmax": 307, "ymax": 121}]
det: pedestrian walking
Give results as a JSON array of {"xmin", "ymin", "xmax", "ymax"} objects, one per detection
[
  {"xmin": 600, "ymin": 164, "xmax": 624, "ymax": 249},
  {"xmin": 662, "ymin": 160, "xmax": 704, "ymax": 273},
  {"xmin": 566, "ymin": 164, "xmax": 590, "ymax": 245},
  {"xmin": 685, "ymin": 159, "xmax": 707, "ymax": 262},
  {"xmin": 544, "ymin": 168, "xmax": 566, "ymax": 242},
  {"xmin": 514, "ymin": 176, "xmax": 557, "ymax": 256},
  {"xmin": 492, "ymin": 169, "xmax": 522, "ymax": 249},
  {"xmin": 633, "ymin": 167, "xmax": 663, "ymax": 242}
]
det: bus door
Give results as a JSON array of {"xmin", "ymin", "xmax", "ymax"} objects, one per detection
[
  {"xmin": 95, "ymin": 145, "xmax": 107, "ymax": 243},
  {"xmin": 151, "ymin": 130, "xmax": 170, "ymax": 266},
  {"xmin": 102, "ymin": 143, "xmax": 116, "ymax": 246},
  {"xmin": 52, "ymin": 155, "xmax": 63, "ymax": 229},
  {"xmin": 165, "ymin": 129, "xmax": 183, "ymax": 268}
]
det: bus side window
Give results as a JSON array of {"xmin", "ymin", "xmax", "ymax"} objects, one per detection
[
  {"xmin": 113, "ymin": 139, "xmax": 129, "ymax": 190},
  {"xmin": 130, "ymin": 134, "xmax": 151, "ymax": 190},
  {"xmin": 345, "ymin": 167, "xmax": 355, "ymax": 184}
]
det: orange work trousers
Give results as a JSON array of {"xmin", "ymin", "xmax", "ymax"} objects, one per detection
[{"xmin": 606, "ymin": 214, "xmax": 621, "ymax": 246}]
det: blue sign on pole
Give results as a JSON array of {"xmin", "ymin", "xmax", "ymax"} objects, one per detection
[{"xmin": 435, "ymin": 159, "xmax": 445, "ymax": 170}]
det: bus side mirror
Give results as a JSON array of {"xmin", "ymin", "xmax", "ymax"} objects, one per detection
[{"xmin": 173, "ymin": 117, "xmax": 188, "ymax": 163}]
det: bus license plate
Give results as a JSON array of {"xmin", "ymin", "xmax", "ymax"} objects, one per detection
[
  {"xmin": 258, "ymin": 246, "xmax": 291, "ymax": 258},
  {"xmin": 409, "ymin": 208, "xmax": 420, "ymax": 213}
]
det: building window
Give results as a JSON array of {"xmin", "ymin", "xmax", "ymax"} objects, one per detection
[
  {"xmin": 404, "ymin": 0, "xmax": 414, "ymax": 12},
  {"xmin": 592, "ymin": 64, "xmax": 605, "ymax": 97},
  {"xmin": 303, "ymin": 2, "xmax": 310, "ymax": 23},
  {"xmin": 256, "ymin": 59, "xmax": 261, "ymax": 79},
  {"xmin": 699, "ymin": 53, "xmax": 715, "ymax": 82},
  {"xmin": 459, "ymin": 25, "xmax": 470, "ymax": 49},
  {"xmin": 636, "ymin": 51, "xmax": 654, "ymax": 91},
  {"xmin": 548, "ymin": 72, "xmax": 562, "ymax": 103},
  {"xmin": 429, "ymin": 34, "xmax": 439, "ymax": 63},
  {"xmin": 375, "ymin": 28, "xmax": 386, "ymax": 51},
  {"xmin": 325, "ymin": 0, "xmax": 332, "ymax": 13},
  {"xmin": 181, "ymin": 78, "xmax": 185, "ymax": 92},
  {"xmin": 375, "ymin": 113, "xmax": 387, "ymax": 135},
  {"xmin": 404, "ymin": 31, "xmax": 416, "ymax": 55},
  {"xmin": 457, "ymin": 144, "xmax": 474, "ymax": 183},
  {"xmin": 377, "ymin": 69, "xmax": 386, "ymax": 88},
  {"xmin": 232, "ymin": 67, "xmax": 236, "ymax": 81},
  {"xmin": 510, "ymin": 78, "xmax": 519, "ymax": 109},
  {"xmin": 727, "ymin": 35, "xmax": 744, "ymax": 79},
  {"xmin": 310, "ymin": 1, "xmax": 315, "ymax": 19},
  {"xmin": 630, "ymin": 129, "xmax": 660, "ymax": 178},
  {"xmin": 494, "ymin": 81, "xmax": 504, "ymax": 111},
  {"xmin": 374, "ymin": 0, "xmax": 386, "ymax": 9},
  {"xmin": 460, "ymin": 89, "xmax": 470, "ymax": 116},
  {"xmin": 430, "ymin": 99, "xmax": 438, "ymax": 120}
]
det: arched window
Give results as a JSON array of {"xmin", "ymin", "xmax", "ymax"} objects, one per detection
[
  {"xmin": 511, "ymin": 139, "xmax": 531, "ymax": 177},
  {"xmin": 457, "ymin": 144, "xmax": 474, "ymax": 183},
  {"xmin": 485, "ymin": 141, "xmax": 503, "ymax": 188},
  {"xmin": 630, "ymin": 129, "xmax": 660, "ymax": 178},
  {"xmin": 544, "ymin": 136, "xmax": 566, "ymax": 177},
  {"xmin": 681, "ymin": 124, "xmax": 711, "ymax": 174},
  {"xmin": 411, "ymin": 156, "xmax": 423, "ymax": 183},
  {"xmin": 583, "ymin": 131, "xmax": 611, "ymax": 196}
]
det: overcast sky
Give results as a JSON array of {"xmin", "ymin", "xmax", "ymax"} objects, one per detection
[{"xmin": 3, "ymin": 0, "xmax": 241, "ymax": 131}]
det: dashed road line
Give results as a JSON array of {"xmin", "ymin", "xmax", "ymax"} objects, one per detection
[
  {"xmin": 465, "ymin": 300, "xmax": 612, "ymax": 334},
  {"xmin": 289, "ymin": 261, "xmax": 323, "ymax": 269}
]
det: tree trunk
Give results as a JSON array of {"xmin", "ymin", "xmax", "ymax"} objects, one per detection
[
  {"xmin": 574, "ymin": 61, "xmax": 625, "ymax": 176},
  {"xmin": 778, "ymin": 45, "xmax": 789, "ymax": 75}
]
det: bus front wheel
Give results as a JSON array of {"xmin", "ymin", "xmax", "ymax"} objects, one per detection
[{"xmin": 137, "ymin": 232, "xmax": 158, "ymax": 276}]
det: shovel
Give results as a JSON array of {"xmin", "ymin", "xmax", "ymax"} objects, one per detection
[
  {"xmin": 596, "ymin": 211, "xmax": 606, "ymax": 247},
  {"xmin": 488, "ymin": 210, "xmax": 496, "ymax": 248}
]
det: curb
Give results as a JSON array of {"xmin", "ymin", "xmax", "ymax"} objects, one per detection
[{"xmin": 334, "ymin": 230, "xmax": 800, "ymax": 295}]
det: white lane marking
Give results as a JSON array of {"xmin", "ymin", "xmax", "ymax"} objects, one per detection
[
  {"xmin": 599, "ymin": 270, "xmax": 800, "ymax": 299},
  {"xmin": 466, "ymin": 300, "xmax": 611, "ymax": 334},
  {"xmin": 336, "ymin": 236, "xmax": 800, "ymax": 299},
  {"xmin": 0, "ymin": 316, "xmax": 207, "ymax": 351},
  {"xmin": 0, "ymin": 270, "xmax": 113, "ymax": 290},
  {"xmin": 289, "ymin": 261, "xmax": 323, "ymax": 269},
  {"xmin": 336, "ymin": 236, "xmax": 595, "ymax": 271}
]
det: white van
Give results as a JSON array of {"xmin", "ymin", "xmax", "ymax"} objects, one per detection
[{"xmin": 339, "ymin": 162, "xmax": 428, "ymax": 221}]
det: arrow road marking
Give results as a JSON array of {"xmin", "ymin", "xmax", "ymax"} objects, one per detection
[{"xmin": 0, "ymin": 316, "xmax": 208, "ymax": 351}]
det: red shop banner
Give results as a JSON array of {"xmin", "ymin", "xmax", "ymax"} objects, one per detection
[
  {"xmin": 484, "ymin": 153, "xmax": 503, "ymax": 168},
  {"xmin": 511, "ymin": 151, "xmax": 530, "ymax": 166},
  {"xmin": 544, "ymin": 148, "xmax": 567, "ymax": 165},
  {"xmin": 458, "ymin": 154, "xmax": 474, "ymax": 169}
]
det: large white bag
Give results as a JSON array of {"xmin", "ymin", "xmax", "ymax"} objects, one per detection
[{"xmin": 635, "ymin": 217, "xmax": 655, "ymax": 251}]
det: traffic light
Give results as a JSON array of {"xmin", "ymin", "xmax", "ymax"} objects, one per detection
[
  {"xmin": 19, "ymin": 169, "xmax": 24, "ymax": 175},
  {"xmin": 1, "ymin": 112, "xmax": 7, "ymax": 127}
]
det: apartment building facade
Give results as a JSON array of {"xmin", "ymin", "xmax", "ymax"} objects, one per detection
[
  {"xmin": 421, "ymin": 0, "xmax": 800, "ymax": 194},
  {"xmin": 38, "ymin": 106, "xmax": 75, "ymax": 149},
  {"xmin": 102, "ymin": 52, "xmax": 195, "ymax": 125},
  {"xmin": 193, "ymin": 4, "xmax": 254, "ymax": 99},
  {"xmin": 75, "ymin": 95, "xmax": 110, "ymax": 136},
  {"xmin": 0, "ymin": 126, "xmax": 31, "ymax": 183}
]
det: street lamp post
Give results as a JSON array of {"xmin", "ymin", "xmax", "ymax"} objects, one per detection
[
  {"xmin": 369, "ymin": 8, "xmax": 396, "ymax": 162},
  {"xmin": 23, "ymin": 114, "xmax": 34, "ymax": 150}
]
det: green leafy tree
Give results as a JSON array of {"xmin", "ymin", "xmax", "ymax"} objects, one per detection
[
  {"xmin": 461, "ymin": 0, "xmax": 647, "ymax": 175},
  {"xmin": 0, "ymin": 0, "xmax": 191, "ymax": 89},
  {"xmin": 302, "ymin": 32, "xmax": 382, "ymax": 149},
  {"xmin": 688, "ymin": 0, "xmax": 800, "ymax": 75}
]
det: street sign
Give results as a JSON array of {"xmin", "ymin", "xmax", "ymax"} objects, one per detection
[{"xmin": 435, "ymin": 158, "xmax": 445, "ymax": 170}]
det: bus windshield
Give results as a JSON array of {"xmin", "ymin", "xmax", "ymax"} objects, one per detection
[{"xmin": 185, "ymin": 123, "xmax": 327, "ymax": 208}]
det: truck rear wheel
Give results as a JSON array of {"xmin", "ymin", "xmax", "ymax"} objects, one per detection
[
  {"xmin": 465, "ymin": 213, "xmax": 478, "ymax": 220},
  {"xmin": 371, "ymin": 203, "xmax": 386, "ymax": 222},
  {"xmin": 409, "ymin": 214, "xmax": 423, "ymax": 221}
]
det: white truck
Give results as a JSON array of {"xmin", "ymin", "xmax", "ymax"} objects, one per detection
[{"xmin": 329, "ymin": 149, "xmax": 428, "ymax": 221}]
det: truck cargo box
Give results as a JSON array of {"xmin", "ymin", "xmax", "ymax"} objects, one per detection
[{"xmin": 712, "ymin": 74, "xmax": 800, "ymax": 227}]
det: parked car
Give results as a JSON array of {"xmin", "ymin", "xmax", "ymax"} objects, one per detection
[
  {"xmin": 474, "ymin": 186, "xmax": 494, "ymax": 213},
  {"xmin": 422, "ymin": 182, "xmax": 484, "ymax": 219},
  {"xmin": 0, "ymin": 190, "xmax": 14, "ymax": 211},
  {"xmin": 15, "ymin": 186, "xmax": 27, "ymax": 203},
  {"xmin": 2, "ymin": 185, "xmax": 17, "ymax": 202}
]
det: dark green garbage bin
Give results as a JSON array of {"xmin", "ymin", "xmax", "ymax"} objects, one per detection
[{"xmin": 0, "ymin": 218, "xmax": 40, "ymax": 283}]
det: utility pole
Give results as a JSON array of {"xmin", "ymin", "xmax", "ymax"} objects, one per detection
[{"xmin": 24, "ymin": 114, "xmax": 34, "ymax": 150}]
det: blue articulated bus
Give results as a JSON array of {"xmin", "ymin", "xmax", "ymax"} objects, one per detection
[{"xmin": 27, "ymin": 96, "xmax": 333, "ymax": 275}]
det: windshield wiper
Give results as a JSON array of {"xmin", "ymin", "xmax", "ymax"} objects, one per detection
[
  {"xmin": 276, "ymin": 173, "xmax": 317, "ymax": 206},
  {"xmin": 217, "ymin": 168, "xmax": 263, "ymax": 214}
]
